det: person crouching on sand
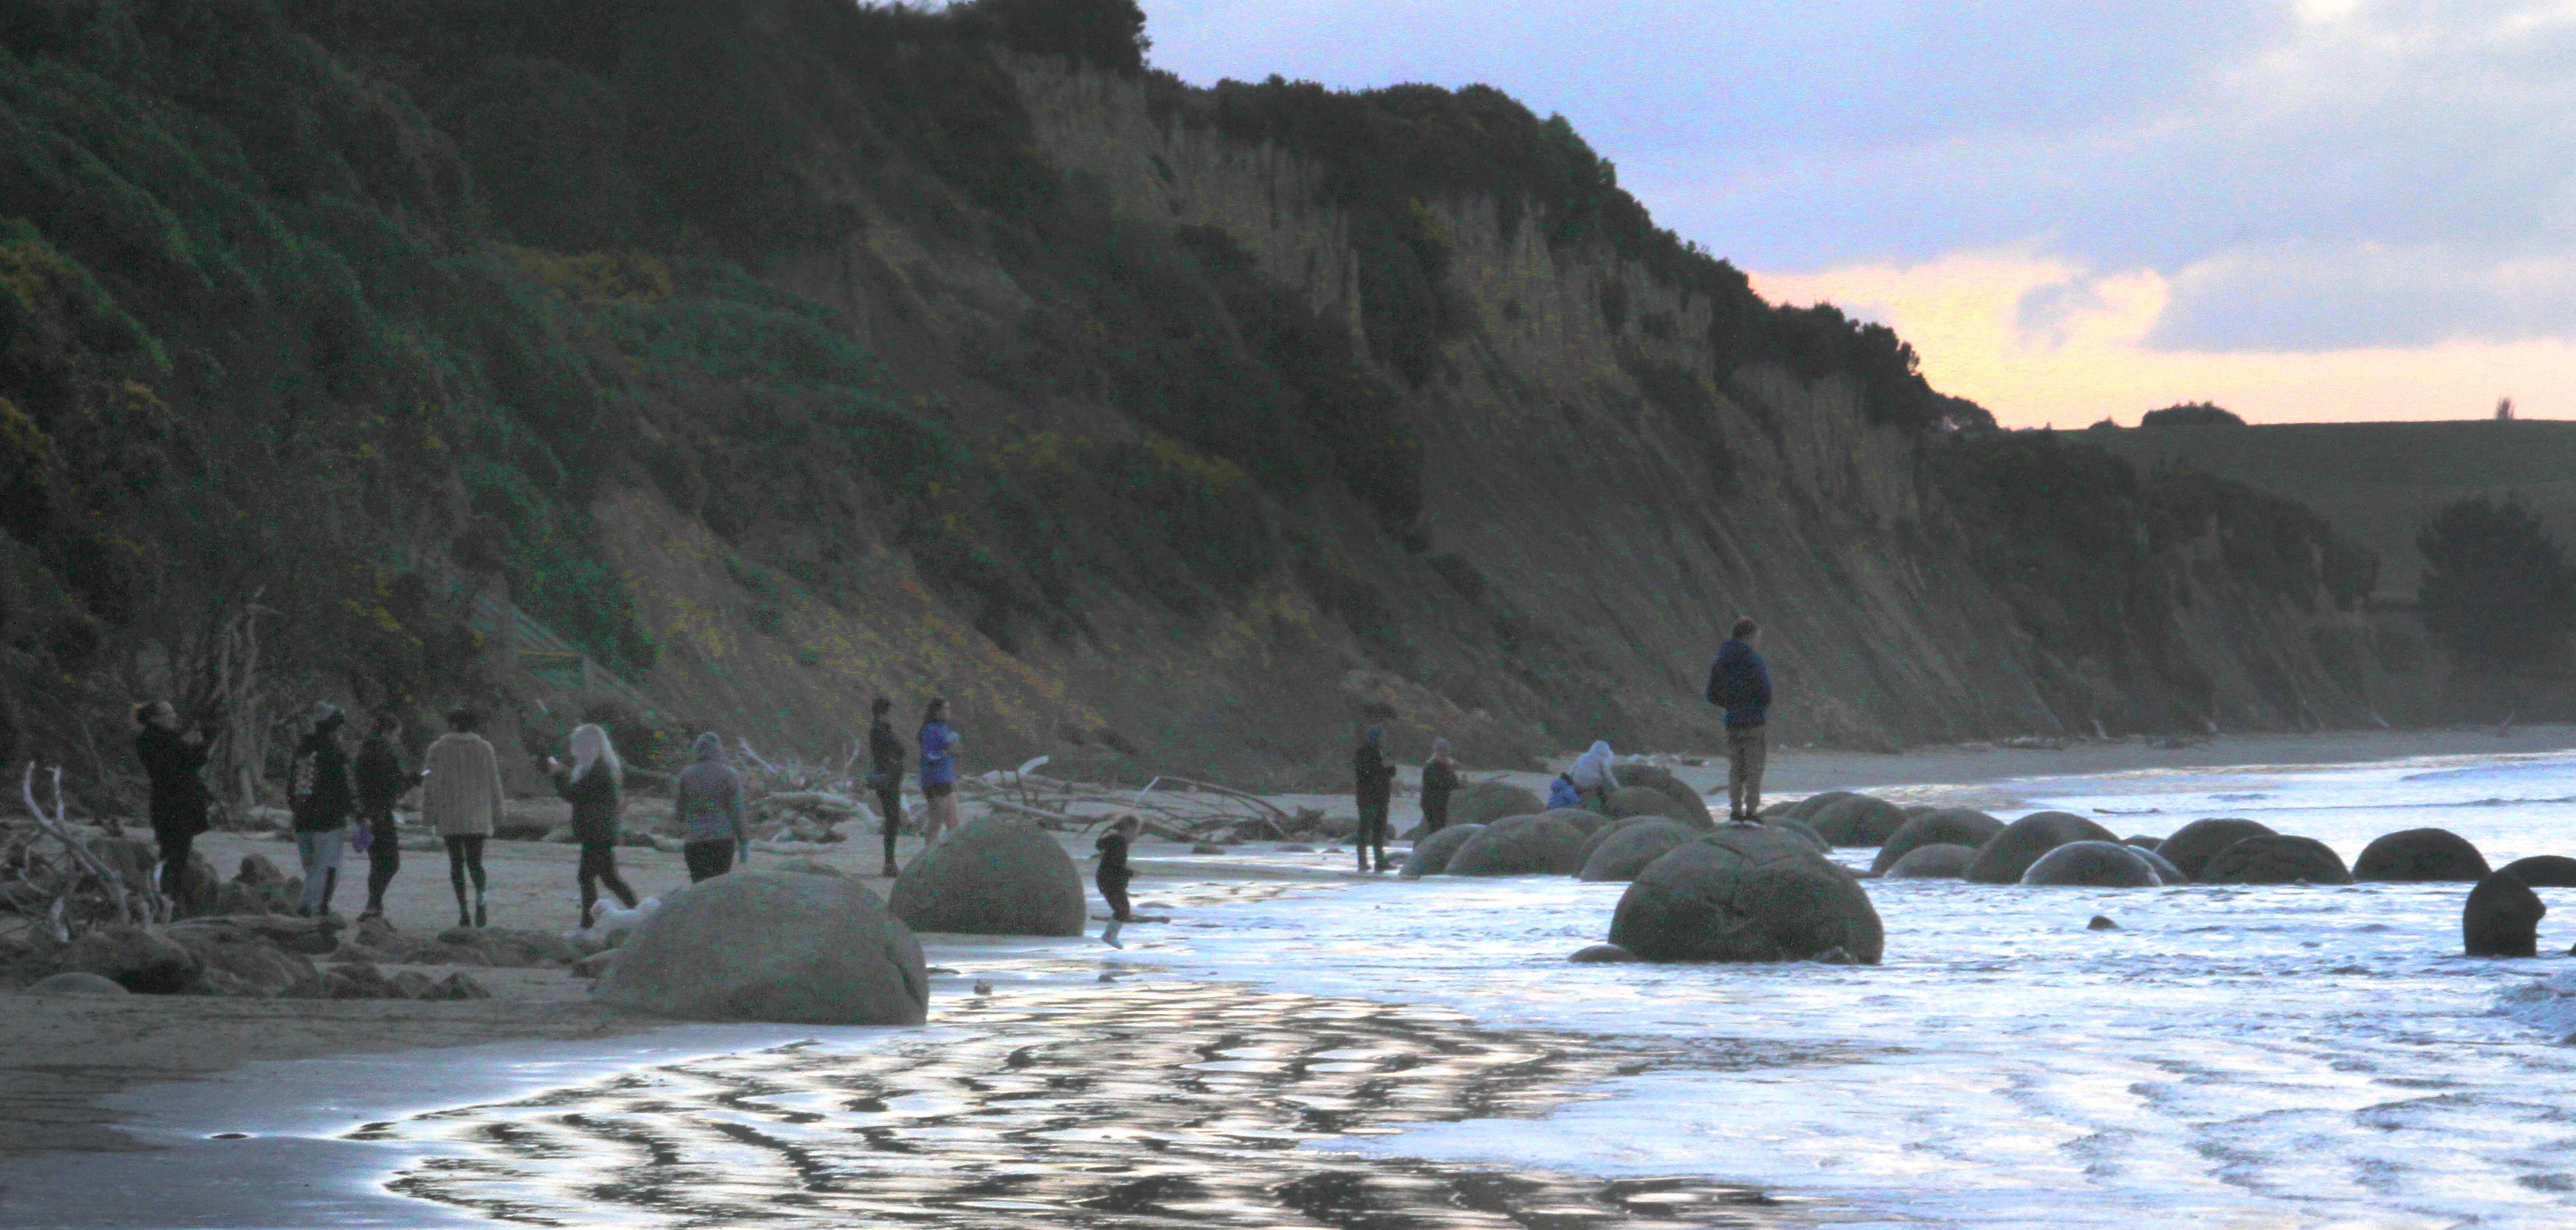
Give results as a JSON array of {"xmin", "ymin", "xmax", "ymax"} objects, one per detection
[
  {"xmin": 676, "ymin": 731, "xmax": 748, "ymax": 882},
  {"xmin": 423, "ymin": 708, "xmax": 506, "ymax": 928},
  {"xmin": 1096, "ymin": 815, "xmax": 1139, "ymax": 948},
  {"xmin": 549, "ymin": 723, "xmax": 639, "ymax": 927},
  {"xmin": 1569, "ymin": 740, "xmax": 1620, "ymax": 813},
  {"xmin": 918, "ymin": 698, "xmax": 961, "ymax": 844}
]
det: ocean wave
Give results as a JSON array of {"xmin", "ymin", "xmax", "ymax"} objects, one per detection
[{"xmin": 2492, "ymin": 971, "xmax": 2576, "ymax": 1041}]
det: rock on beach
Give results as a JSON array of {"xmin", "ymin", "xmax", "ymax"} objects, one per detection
[
  {"xmin": 888, "ymin": 817, "xmax": 1087, "ymax": 937},
  {"xmin": 1607, "ymin": 826, "xmax": 1884, "ymax": 964},
  {"xmin": 596, "ymin": 870, "xmax": 928, "ymax": 1025},
  {"xmin": 1964, "ymin": 812, "xmax": 2118, "ymax": 885}
]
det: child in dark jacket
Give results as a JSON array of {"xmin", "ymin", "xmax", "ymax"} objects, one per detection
[{"xmin": 1096, "ymin": 816, "xmax": 1139, "ymax": 948}]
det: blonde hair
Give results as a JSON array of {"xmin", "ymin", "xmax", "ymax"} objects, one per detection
[{"xmin": 568, "ymin": 723, "xmax": 622, "ymax": 785}]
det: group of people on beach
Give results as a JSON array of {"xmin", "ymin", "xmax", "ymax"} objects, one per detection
[{"xmin": 128, "ymin": 691, "xmax": 973, "ymax": 931}]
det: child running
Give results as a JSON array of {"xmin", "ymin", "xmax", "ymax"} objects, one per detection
[{"xmin": 1095, "ymin": 815, "xmax": 1139, "ymax": 948}]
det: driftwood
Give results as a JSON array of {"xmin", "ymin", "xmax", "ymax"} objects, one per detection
[{"xmin": 10, "ymin": 761, "xmax": 154, "ymax": 941}]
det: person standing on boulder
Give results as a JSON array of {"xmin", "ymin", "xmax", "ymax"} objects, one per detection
[
  {"xmin": 1352, "ymin": 725, "xmax": 1397, "ymax": 873},
  {"xmin": 676, "ymin": 731, "xmax": 749, "ymax": 882},
  {"xmin": 918, "ymin": 698, "xmax": 961, "ymax": 846},
  {"xmin": 549, "ymin": 723, "xmax": 639, "ymax": 926},
  {"xmin": 867, "ymin": 697, "xmax": 907, "ymax": 877},
  {"xmin": 353, "ymin": 711, "xmax": 420, "ymax": 924},
  {"xmin": 1705, "ymin": 616, "xmax": 1773, "ymax": 822},
  {"xmin": 287, "ymin": 703, "xmax": 354, "ymax": 918},
  {"xmin": 133, "ymin": 700, "xmax": 212, "ymax": 914},
  {"xmin": 1419, "ymin": 738, "xmax": 1460, "ymax": 836},
  {"xmin": 1569, "ymin": 741, "xmax": 1621, "ymax": 812},
  {"xmin": 423, "ymin": 708, "xmax": 506, "ymax": 928},
  {"xmin": 1095, "ymin": 815, "xmax": 1139, "ymax": 948}
]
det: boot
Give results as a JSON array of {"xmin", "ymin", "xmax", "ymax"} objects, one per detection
[
  {"xmin": 474, "ymin": 897, "xmax": 488, "ymax": 929},
  {"xmin": 1100, "ymin": 920, "xmax": 1124, "ymax": 949}
]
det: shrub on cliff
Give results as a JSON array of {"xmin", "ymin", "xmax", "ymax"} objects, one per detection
[
  {"xmin": 2140, "ymin": 402, "xmax": 2246, "ymax": 427},
  {"xmin": 2418, "ymin": 496, "xmax": 2576, "ymax": 679}
]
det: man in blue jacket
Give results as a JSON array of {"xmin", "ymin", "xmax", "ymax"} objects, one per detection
[{"xmin": 1705, "ymin": 617, "xmax": 1773, "ymax": 822}]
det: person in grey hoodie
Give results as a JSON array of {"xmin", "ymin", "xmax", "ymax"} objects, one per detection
[{"xmin": 676, "ymin": 731, "xmax": 748, "ymax": 882}]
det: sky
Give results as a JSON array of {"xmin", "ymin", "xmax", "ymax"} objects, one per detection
[{"xmin": 1139, "ymin": 1, "xmax": 2576, "ymax": 427}]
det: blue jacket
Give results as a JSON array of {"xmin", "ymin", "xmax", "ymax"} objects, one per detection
[
  {"xmin": 1547, "ymin": 776, "xmax": 1582, "ymax": 809},
  {"xmin": 918, "ymin": 721, "xmax": 958, "ymax": 788},
  {"xmin": 1705, "ymin": 639, "xmax": 1773, "ymax": 728}
]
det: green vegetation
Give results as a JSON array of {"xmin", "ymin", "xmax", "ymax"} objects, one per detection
[
  {"xmin": 2139, "ymin": 401, "xmax": 2246, "ymax": 427},
  {"xmin": 2417, "ymin": 497, "xmax": 2576, "ymax": 678}
]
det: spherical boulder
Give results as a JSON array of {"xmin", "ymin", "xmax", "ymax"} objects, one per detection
[
  {"xmin": 2124, "ymin": 835, "xmax": 2164, "ymax": 851},
  {"xmin": 63, "ymin": 925, "xmax": 199, "ymax": 993},
  {"xmin": 1808, "ymin": 795, "xmax": 1910, "ymax": 847},
  {"xmin": 1886, "ymin": 843, "xmax": 1977, "ymax": 879},
  {"xmin": 2199, "ymin": 835, "xmax": 2353, "ymax": 886},
  {"xmin": 1870, "ymin": 809, "xmax": 2005, "ymax": 875},
  {"xmin": 1785, "ymin": 791, "xmax": 1856, "ymax": 821},
  {"xmin": 2021, "ymin": 841, "xmax": 2161, "ymax": 889},
  {"xmin": 1763, "ymin": 817, "xmax": 1832, "ymax": 855},
  {"xmin": 1536, "ymin": 807, "xmax": 1614, "ymax": 838},
  {"xmin": 1451, "ymin": 782, "xmax": 1545, "ymax": 828},
  {"xmin": 2159, "ymin": 818, "xmax": 2277, "ymax": 881},
  {"xmin": 1568, "ymin": 944, "xmax": 1640, "ymax": 964},
  {"xmin": 597, "ymin": 870, "xmax": 927, "ymax": 1024},
  {"xmin": 2353, "ymin": 828, "xmax": 2490, "ymax": 883},
  {"xmin": 1607, "ymin": 826, "xmax": 1884, "ymax": 964},
  {"xmin": 1964, "ymin": 812, "xmax": 2119, "ymax": 885},
  {"xmin": 2464, "ymin": 870, "xmax": 2546, "ymax": 957},
  {"xmin": 770, "ymin": 858, "xmax": 846, "ymax": 878},
  {"xmin": 27, "ymin": 971, "xmax": 128, "ymax": 997},
  {"xmin": 1607, "ymin": 787, "xmax": 1684, "ymax": 821},
  {"xmin": 2498, "ymin": 855, "xmax": 2576, "ymax": 888},
  {"xmin": 1579, "ymin": 819, "xmax": 1705, "ymax": 883},
  {"xmin": 2132, "ymin": 845, "xmax": 2187, "ymax": 885},
  {"xmin": 887, "ymin": 817, "xmax": 1086, "ymax": 936},
  {"xmin": 1400, "ymin": 824, "xmax": 1487, "ymax": 879},
  {"xmin": 1448, "ymin": 813, "xmax": 1590, "ymax": 877},
  {"xmin": 1614, "ymin": 765, "xmax": 1714, "ymax": 828}
]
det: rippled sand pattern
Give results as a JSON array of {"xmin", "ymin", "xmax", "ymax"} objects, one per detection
[{"xmin": 356, "ymin": 982, "xmax": 1811, "ymax": 1228}]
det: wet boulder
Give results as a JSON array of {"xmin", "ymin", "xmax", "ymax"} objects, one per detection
[
  {"xmin": 2353, "ymin": 828, "xmax": 2490, "ymax": 883},
  {"xmin": 1808, "ymin": 796, "xmax": 1909, "ymax": 847},
  {"xmin": 598, "ymin": 870, "xmax": 928, "ymax": 1025},
  {"xmin": 2464, "ymin": 870, "xmax": 2546, "ymax": 957},
  {"xmin": 2158, "ymin": 818, "xmax": 2277, "ymax": 881},
  {"xmin": 2124, "ymin": 835, "xmax": 2164, "ymax": 851},
  {"xmin": 2133, "ymin": 845, "xmax": 2187, "ymax": 885},
  {"xmin": 1870, "ymin": 809, "xmax": 2005, "ymax": 875},
  {"xmin": 1607, "ymin": 826, "xmax": 1884, "ymax": 964},
  {"xmin": 1886, "ymin": 843, "xmax": 1977, "ymax": 879},
  {"xmin": 1783, "ymin": 791, "xmax": 1856, "ymax": 821},
  {"xmin": 2021, "ymin": 841, "xmax": 2161, "ymax": 889},
  {"xmin": 1964, "ymin": 812, "xmax": 2119, "ymax": 885},
  {"xmin": 1579, "ymin": 819, "xmax": 1704, "ymax": 883},
  {"xmin": 1535, "ymin": 807, "xmax": 1614, "ymax": 838},
  {"xmin": 1400, "ymin": 824, "xmax": 1486, "ymax": 879},
  {"xmin": 2199, "ymin": 835, "xmax": 2353, "ymax": 886},
  {"xmin": 1451, "ymin": 782, "xmax": 1545, "ymax": 829},
  {"xmin": 2497, "ymin": 855, "xmax": 2576, "ymax": 888},
  {"xmin": 1612, "ymin": 765, "xmax": 1714, "ymax": 828},
  {"xmin": 1764, "ymin": 817, "xmax": 1831, "ymax": 854},
  {"xmin": 1448, "ymin": 814, "xmax": 1590, "ymax": 877},
  {"xmin": 1568, "ymin": 944, "xmax": 1640, "ymax": 964},
  {"xmin": 62, "ymin": 925, "xmax": 198, "ymax": 993},
  {"xmin": 888, "ymin": 817, "xmax": 1086, "ymax": 936}
]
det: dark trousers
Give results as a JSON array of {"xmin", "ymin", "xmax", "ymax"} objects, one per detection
[
  {"xmin": 684, "ymin": 839, "xmax": 736, "ymax": 882},
  {"xmin": 1098, "ymin": 873, "xmax": 1132, "ymax": 922},
  {"xmin": 445, "ymin": 834, "xmax": 487, "ymax": 910},
  {"xmin": 363, "ymin": 815, "xmax": 400, "ymax": 913},
  {"xmin": 1356, "ymin": 793, "xmax": 1390, "ymax": 870},
  {"xmin": 154, "ymin": 828, "xmax": 196, "ymax": 911},
  {"xmin": 577, "ymin": 842, "xmax": 638, "ymax": 921},
  {"xmin": 1420, "ymin": 792, "xmax": 1450, "ymax": 835},
  {"xmin": 875, "ymin": 784, "xmax": 903, "ymax": 867}
]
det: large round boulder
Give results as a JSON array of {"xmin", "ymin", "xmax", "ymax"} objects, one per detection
[
  {"xmin": 2498, "ymin": 855, "xmax": 2576, "ymax": 888},
  {"xmin": 2159, "ymin": 818, "xmax": 2277, "ymax": 881},
  {"xmin": 1964, "ymin": 812, "xmax": 2119, "ymax": 885},
  {"xmin": 1614, "ymin": 765, "xmax": 1714, "ymax": 828},
  {"xmin": 2353, "ymin": 828, "xmax": 2490, "ymax": 882},
  {"xmin": 1886, "ymin": 843, "xmax": 1977, "ymax": 879},
  {"xmin": 887, "ymin": 817, "xmax": 1086, "ymax": 936},
  {"xmin": 2133, "ymin": 845, "xmax": 2187, "ymax": 885},
  {"xmin": 1784, "ymin": 791, "xmax": 1856, "ymax": 821},
  {"xmin": 2464, "ymin": 870, "xmax": 2545, "ymax": 957},
  {"xmin": 1535, "ymin": 807, "xmax": 1614, "ymax": 838},
  {"xmin": 1451, "ymin": 782, "xmax": 1545, "ymax": 829},
  {"xmin": 1400, "ymin": 824, "xmax": 1487, "ymax": 879},
  {"xmin": 63, "ymin": 925, "xmax": 198, "ymax": 993},
  {"xmin": 1579, "ymin": 819, "xmax": 1705, "ymax": 883},
  {"xmin": 1870, "ymin": 809, "xmax": 2006, "ymax": 875},
  {"xmin": 2199, "ymin": 835, "xmax": 2353, "ymax": 886},
  {"xmin": 27, "ymin": 971, "xmax": 128, "ymax": 997},
  {"xmin": 1607, "ymin": 787, "xmax": 1683, "ymax": 822},
  {"xmin": 1764, "ymin": 817, "xmax": 1832, "ymax": 854},
  {"xmin": 597, "ymin": 870, "xmax": 927, "ymax": 1025},
  {"xmin": 1448, "ymin": 813, "xmax": 1590, "ymax": 877},
  {"xmin": 1808, "ymin": 796, "xmax": 1910, "ymax": 847},
  {"xmin": 1606, "ymin": 827, "xmax": 1884, "ymax": 964},
  {"xmin": 2021, "ymin": 841, "xmax": 2161, "ymax": 888}
]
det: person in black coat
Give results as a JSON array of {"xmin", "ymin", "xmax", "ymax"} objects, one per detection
[
  {"xmin": 548, "ymin": 722, "xmax": 639, "ymax": 928},
  {"xmin": 288, "ymin": 703, "xmax": 354, "ymax": 917},
  {"xmin": 1419, "ymin": 738, "xmax": 1460, "ymax": 835},
  {"xmin": 1095, "ymin": 815, "xmax": 1139, "ymax": 948},
  {"xmin": 865, "ymin": 696, "xmax": 907, "ymax": 878},
  {"xmin": 132, "ymin": 700, "xmax": 212, "ymax": 912},
  {"xmin": 1352, "ymin": 725, "xmax": 1397, "ymax": 873},
  {"xmin": 353, "ymin": 712, "xmax": 421, "ymax": 922}
]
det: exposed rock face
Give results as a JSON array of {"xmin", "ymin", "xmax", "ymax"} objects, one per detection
[
  {"xmin": 1447, "ymin": 815, "xmax": 1590, "ymax": 877},
  {"xmin": 2353, "ymin": 829, "xmax": 2490, "ymax": 882},
  {"xmin": 1871, "ymin": 809, "xmax": 2005, "ymax": 875},
  {"xmin": 1578, "ymin": 819, "xmax": 1705, "ymax": 883},
  {"xmin": 2021, "ymin": 842, "xmax": 2162, "ymax": 889},
  {"xmin": 1606, "ymin": 827, "xmax": 1883, "ymax": 963},
  {"xmin": 1808, "ymin": 796, "xmax": 1910, "ymax": 847},
  {"xmin": 888, "ymin": 818, "xmax": 1086, "ymax": 937},
  {"xmin": 1885, "ymin": 843, "xmax": 1977, "ymax": 879},
  {"xmin": 596, "ymin": 870, "xmax": 928, "ymax": 1025},
  {"xmin": 1965, "ymin": 812, "xmax": 2120, "ymax": 885},
  {"xmin": 1400, "ymin": 824, "xmax": 1486, "ymax": 879},
  {"xmin": 2159, "ymin": 819, "xmax": 2277, "ymax": 881},
  {"xmin": 1450, "ymin": 783, "xmax": 1545, "ymax": 830},
  {"xmin": 2464, "ymin": 871, "xmax": 2545, "ymax": 957},
  {"xmin": 2199, "ymin": 835, "xmax": 2354, "ymax": 886}
]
